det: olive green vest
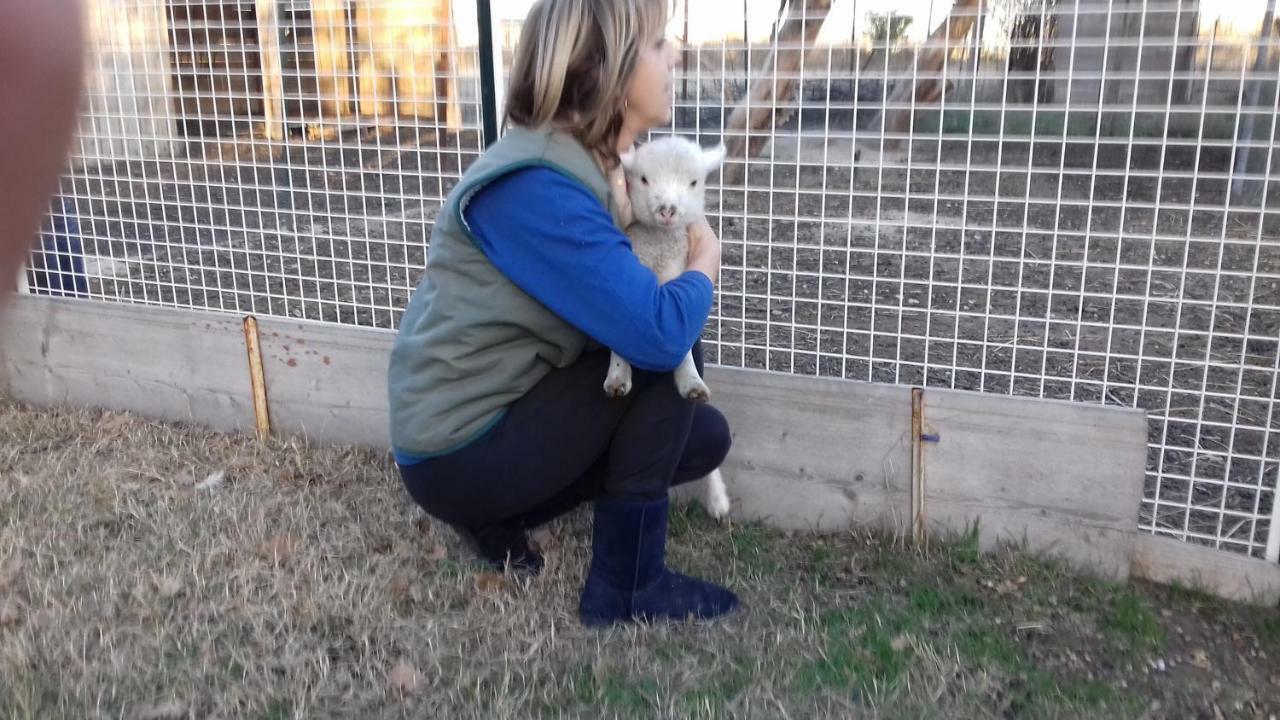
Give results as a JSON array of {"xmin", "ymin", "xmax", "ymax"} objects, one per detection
[{"xmin": 387, "ymin": 126, "xmax": 624, "ymax": 456}]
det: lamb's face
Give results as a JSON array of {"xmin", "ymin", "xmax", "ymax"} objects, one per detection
[{"xmin": 622, "ymin": 137, "xmax": 725, "ymax": 229}]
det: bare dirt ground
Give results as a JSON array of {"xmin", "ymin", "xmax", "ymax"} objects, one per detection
[
  {"xmin": 2, "ymin": 400, "xmax": 1280, "ymax": 719},
  {"xmin": 45, "ymin": 124, "xmax": 1279, "ymax": 552}
]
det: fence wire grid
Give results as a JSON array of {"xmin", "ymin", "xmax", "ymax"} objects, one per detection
[{"xmin": 27, "ymin": 0, "xmax": 1280, "ymax": 560}]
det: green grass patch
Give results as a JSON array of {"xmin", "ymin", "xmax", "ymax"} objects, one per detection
[
  {"xmin": 260, "ymin": 704, "xmax": 290, "ymax": 720},
  {"xmin": 572, "ymin": 666, "xmax": 657, "ymax": 717},
  {"xmin": 953, "ymin": 627, "xmax": 1023, "ymax": 672},
  {"xmin": 940, "ymin": 524, "xmax": 985, "ymax": 573},
  {"xmin": 906, "ymin": 580, "xmax": 984, "ymax": 618},
  {"xmin": 871, "ymin": 544, "xmax": 917, "ymax": 580},
  {"xmin": 807, "ymin": 541, "xmax": 839, "ymax": 585},
  {"xmin": 1001, "ymin": 670, "xmax": 1128, "ymax": 718},
  {"xmin": 1258, "ymin": 615, "xmax": 1280, "ymax": 644},
  {"xmin": 729, "ymin": 523, "xmax": 780, "ymax": 574},
  {"xmin": 1102, "ymin": 591, "xmax": 1165, "ymax": 651},
  {"xmin": 677, "ymin": 668, "xmax": 750, "ymax": 719},
  {"xmin": 1059, "ymin": 678, "xmax": 1123, "ymax": 707},
  {"xmin": 666, "ymin": 502, "xmax": 703, "ymax": 540},
  {"xmin": 797, "ymin": 603, "xmax": 915, "ymax": 698}
]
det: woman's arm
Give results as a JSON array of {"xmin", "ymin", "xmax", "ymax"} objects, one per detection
[{"xmin": 462, "ymin": 167, "xmax": 714, "ymax": 372}]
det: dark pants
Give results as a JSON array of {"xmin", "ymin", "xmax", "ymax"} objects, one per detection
[{"xmin": 398, "ymin": 343, "xmax": 730, "ymax": 531}]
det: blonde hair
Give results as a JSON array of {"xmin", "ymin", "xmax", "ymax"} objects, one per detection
[{"xmin": 504, "ymin": 0, "xmax": 670, "ymax": 168}]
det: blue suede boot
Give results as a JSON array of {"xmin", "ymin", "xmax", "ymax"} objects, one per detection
[{"xmin": 579, "ymin": 496, "xmax": 738, "ymax": 626}]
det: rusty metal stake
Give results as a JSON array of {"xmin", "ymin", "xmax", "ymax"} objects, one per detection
[
  {"xmin": 243, "ymin": 316, "xmax": 271, "ymax": 441},
  {"xmin": 911, "ymin": 387, "xmax": 926, "ymax": 546}
]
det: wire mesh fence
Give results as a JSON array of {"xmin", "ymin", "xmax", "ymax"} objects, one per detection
[
  {"xmin": 39, "ymin": 0, "xmax": 483, "ymax": 327},
  {"xmin": 28, "ymin": 0, "xmax": 1280, "ymax": 559},
  {"xmin": 664, "ymin": 0, "xmax": 1280, "ymax": 559}
]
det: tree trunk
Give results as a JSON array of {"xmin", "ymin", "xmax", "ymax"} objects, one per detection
[
  {"xmin": 682, "ymin": 0, "xmax": 690, "ymax": 99},
  {"xmin": 311, "ymin": 0, "xmax": 352, "ymax": 119},
  {"xmin": 722, "ymin": 0, "xmax": 833, "ymax": 184},
  {"xmin": 866, "ymin": 0, "xmax": 982, "ymax": 155},
  {"xmin": 1173, "ymin": 1, "xmax": 1201, "ymax": 104},
  {"xmin": 1231, "ymin": 0, "xmax": 1277, "ymax": 201},
  {"xmin": 256, "ymin": 0, "xmax": 286, "ymax": 140}
]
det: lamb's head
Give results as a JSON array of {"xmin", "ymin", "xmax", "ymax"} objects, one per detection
[{"xmin": 621, "ymin": 136, "xmax": 725, "ymax": 230}]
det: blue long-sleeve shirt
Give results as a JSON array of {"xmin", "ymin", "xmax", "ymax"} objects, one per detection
[
  {"xmin": 393, "ymin": 166, "xmax": 713, "ymax": 466},
  {"xmin": 463, "ymin": 166, "xmax": 713, "ymax": 371}
]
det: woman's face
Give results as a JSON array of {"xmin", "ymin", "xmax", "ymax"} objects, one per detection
[{"xmin": 623, "ymin": 34, "xmax": 680, "ymax": 134}]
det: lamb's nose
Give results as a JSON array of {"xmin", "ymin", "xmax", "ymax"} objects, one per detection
[{"xmin": 658, "ymin": 205, "xmax": 677, "ymax": 219}]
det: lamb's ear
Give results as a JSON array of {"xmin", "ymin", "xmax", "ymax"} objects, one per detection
[
  {"xmin": 701, "ymin": 144, "xmax": 727, "ymax": 171},
  {"xmin": 620, "ymin": 148, "xmax": 637, "ymax": 170}
]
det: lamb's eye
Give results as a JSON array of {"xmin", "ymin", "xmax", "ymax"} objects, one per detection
[
  {"xmin": 640, "ymin": 176, "xmax": 648, "ymax": 185},
  {"xmin": 689, "ymin": 180, "xmax": 698, "ymax": 188}
]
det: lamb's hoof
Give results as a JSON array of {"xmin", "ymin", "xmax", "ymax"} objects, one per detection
[
  {"xmin": 707, "ymin": 497, "xmax": 731, "ymax": 522},
  {"xmin": 603, "ymin": 378, "xmax": 632, "ymax": 398},
  {"xmin": 681, "ymin": 383, "xmax": 711, "ymax": 403}
]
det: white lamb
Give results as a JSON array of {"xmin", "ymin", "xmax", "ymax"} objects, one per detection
[{"xmin": 603, "ymin": 135, "xmax": 731, "ymax": 519}]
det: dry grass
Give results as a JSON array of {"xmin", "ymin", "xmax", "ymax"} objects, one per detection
[{"xmin": 2, "ymin": 400, "xmax": 1278, "ymax": 719}]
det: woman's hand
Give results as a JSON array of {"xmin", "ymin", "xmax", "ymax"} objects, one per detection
[{"xmin": 686, "ymin": 217, "xmax": 721, "ymax": 285}]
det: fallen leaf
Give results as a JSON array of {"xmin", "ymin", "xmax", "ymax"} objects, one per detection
[
  {"xmin": 135, "ymin": 701, "xmax": 185, "ymax": 720},
  {"xmin": 388, "ymin": 660, "xmax": 423, "ymax": 694},
  {"xmin": 1190, "ymin": 648, "xmax": 1212, "ymax": 670},
  {"xmin": 90, "ymin": 479, "xmax": 114, "ymax": 511},
  {"xmin": 255, "ymin": 534, "xmax": 302, "ymax": 563},
  {"xmin": 290, "ymin": 472, "xmax": 323, "ymax": 487},
  {"xmin": 130, "ymin": 578, "xmax": 152, "ymax": 604},
  {"xmin": 530, "ymin": 528, "xmax": 558, "ymax": 553},
  {"xmin": 994, "ymin": 579, "xmax": 1021, "ymax": 595},
  {"xmin": 425, "ymin": 544, "xmax": 448, "ymax": 562},
  {"xmin": 388, "ymin": 574, "xmax": 412, "ymax": 601},
  {"xmin": 154, "ymin": 576, "xmax": 183, "ymax": 599},
  {"xmin": 195, "ymin": 471, "xmax": 226, "ymax": 491},
  {"xmin": 0, "ymin": 554, "xmax": 22, "ymax": 589},
  {"xmin": 473, "ymin": 571, "xmax": 509, "ymax": 597},
  {"xmin": 0, "ymin": 599, "xmax": 25, "ymax": 629},
  {"xmin": 98, "ymin": 412, "xmax": 133, "ymax": 435}
]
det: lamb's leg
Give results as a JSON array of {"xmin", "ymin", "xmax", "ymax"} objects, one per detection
[
  {"xmin": 702, "ymin": 468, "xmax": 731, "ymax": 520},
  {"xmin": 603, "ymin": 350, "xmax": 633, "ymax": 398},
  {"xmin": 673, "ymin": 349, "xmax": 710, "ymax": 402}
]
